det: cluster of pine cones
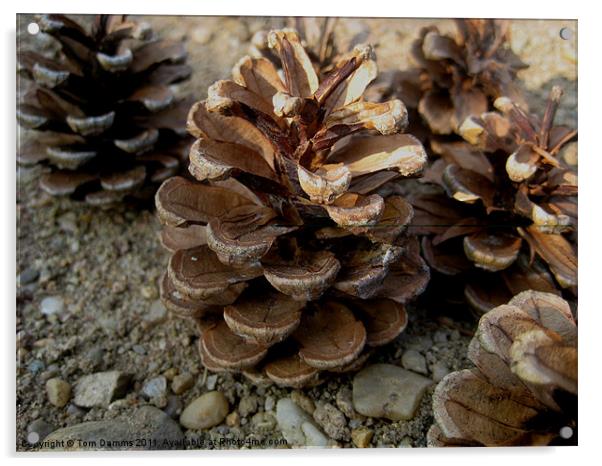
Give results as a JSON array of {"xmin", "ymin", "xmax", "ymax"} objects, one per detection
[{"xmin": 17, "ymin": 16, "xmax": 577, "ymax": 446}]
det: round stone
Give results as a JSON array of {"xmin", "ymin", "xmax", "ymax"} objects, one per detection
[
  {"xmin": 179, "ymin": 391, "xmax": 229, "ymax": 430},
  {"xmin": 40, "ymin": 296, "xmax": 64, "ymax": 316},
  {"xmin": 46, "ymin": 378, "xmax": 71, "ymax": 407}
]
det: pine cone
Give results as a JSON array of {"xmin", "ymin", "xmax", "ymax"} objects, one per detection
[
  {"xmin": 287, "ymin": 17, "xmax": 338, "ymax": 74},
  {"xmin": 395, "ymin": 19, "xmax": 528, "ymax": 136},
  {"xmin": 250, "ymin": 19, "xmax": 338, "ymax": 78},
  {"xmin": 428, "ymin": 290, "xmax": 577, "ymax": 446},
  {"xmin": 411, "ymin": 87, "xmax": 577, "ymax": 313},
  {"xmin": 155, "ymin": 29, "xmax": 429, "ymax": 387},
  {"xmin": 17, "ymin": 14, "xmax": 192, "ymax": 206}
]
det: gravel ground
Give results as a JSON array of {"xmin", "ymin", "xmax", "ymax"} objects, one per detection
[{"xmin": 16, "ymin": 15, "xmax": 577, "ymax": 451}]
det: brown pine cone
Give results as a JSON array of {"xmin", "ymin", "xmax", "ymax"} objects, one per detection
[
  {"xmin": 380, "ymin": 19, "xmax": 528, "ymax": 136},
  {"xmin": 288, "ymin": 17, "xmax": 338, "ymax": 72},
  {"xmin": 411, "ymin": 87, "xmax": 577, "ymax": 314},
  {"xmin": 250, "ymin": 19, "xmax": 339, "ymax": 79},
  {"xmin": 428, "ymin": 290, "xmax": 577, "ymax": 446},
  {"xmin": 17, "ymin": 14, "xmax": 193, "ymax": 206},
  {"xmin": 155, "ymin": 29, "xmax": 429, "ymax": 387}
]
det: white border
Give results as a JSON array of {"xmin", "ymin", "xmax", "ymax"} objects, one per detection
[{"xmin": 2, "ymin": 1, "xmax": 599, "ymax": 465}]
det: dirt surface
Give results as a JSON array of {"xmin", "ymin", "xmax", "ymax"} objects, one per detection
[{"xmin": 16, "ymin": 15, "xmax": 577, "ymax": 450}]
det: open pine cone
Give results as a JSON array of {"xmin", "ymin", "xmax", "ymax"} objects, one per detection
[
  {"xmin": 17, "ymin": 14, "xmax": 192, "ymax": 206},
  {"xmin": 250, "ymin": 19, "xmax": 338, "ymax": 78},
  {"xmin": 410, "ymin": 86, "xmax": 577, "ymax": 313},
  {"xmin": 428, "ymin": 290, "xmax": 577, "ymax": 446},
  {"xmin": 155, "ymin": 29, "xmax": 429, "ymax": 387},
  {"xmin": 374, "ymin": 19, "xmax": 527, "ymax": 137}
]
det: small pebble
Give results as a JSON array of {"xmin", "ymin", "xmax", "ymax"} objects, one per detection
[
  {"xmin": 351, "ymin": 427, "xmax": 373, "ymax": 448},
  {"xmin": 401, "ymin": 349, "xmax": 428, "ymax": 375},
  {"xmin": 140, "ymin": 285, "xmax": 158, "ymax": 300},
  {"xmin": 335, "ymin": 387, "xmax": 357, "ymax": 419},
  {"xmin": 398, "ymin": 437, "xmax": 413, "ymax": 448},
  {"xmin": 252, "ymin": 412, "xmax": 277, "ymax": 430},
  {"xmin": 57, "ymin": 212, "xmax": 77, "ymax": 233},
  {"xmin": 276, "ymin": 398, "xmax": 329, "ymax": 447},
  {"xmin": 132, "ymin": 344, "xmax": 146, "ymax": 355},
  {"xmin": 98, "ymin": 317, "xmax": 119, "ymax": 335},
  {"xmin": 18, "ymin": 267, "xmax": 39, "ymax": 286},
  {"xmin": 40, "ymin": 366, "xmax": 60, "ymax": 382},
  {"xmin": 349, "ymin": 418, "xmax": 362, "ymax": 429},
  {"xmin": 40, "ymin": 296, "xmax": 64, "ymax": 316},
  {"xmin": 238, "ymin": 395, "xmax": 259, "ymax": 417},
  {"xmin": 142, "ymin": 376, "xmax": 167, "ymax": 399},
  {"xmin": 301, "ymin": 422, "xmax": 330, "ymax": 447},
  {"xmin": 46, "ymin": 378, "xmax": 71, "ymax": 407},
  {"xmin": 144, "ymin": 300, "xmax": 168, "ymax": 328},
  {"xmin": 171, "ymin": 373, "xmax": 194, "ymax": 395},
  {"xmin": 264, "ymin": 395, "xmax": 275, "ymax": 412},
  {"xmin": 151, "ymin": 395, "xmax": 168, "ymax": 409},
  {"xmin": 192, "ymin": 27, "xmax": 213, "ymax": 44},
  {"xmin": 107, "ymin": 398, "xmax": 131, "ymax": 411},
  {"xmin": 205, "ymin": 374, "xmax": 217, "ymax": 390},
  {"xmin": 66, "ymin": 404, "xmax": 85, "ymax": 418},
  {"xmin": 163, "ymin": 368, "xmax": 178, "ymax": 380},
  {"xmin": 431, "ymin": 361, "xmax": 451, "ymax": 382},
  {"xmin": 226, "ymin": 411, "xmax": 240, "ymax": 427},
  {"xmin": 111, "ymin": 281, "xmax": 126, "ymax": 294},
  {"xmin": 180, "ymin": 391, "xmax": 229, "ymax": 430},
  {"xmin": 313, "ymin": 402, "xmax": 349, "ymax": 441},
  {"xmin": 82, "ymin": 346, "xmax": 104, "ymax": 372},
  {"xmin": 405, "ymin": 335, "xmax": 434, "ymax": 352},
  {"xmin": 28, "ymin": 359, "xmax": 44, "ymax": 374},
  {"xmin": 433, "ymin": 330, "xmax": 449, "ymax": 344},
  {"xmin": 290, "ymin": 390, "xmax": 315, "ymax": 414},
  {"xmin": 164, "ymin": 395, "xmax": 183, "ymax": 419}
]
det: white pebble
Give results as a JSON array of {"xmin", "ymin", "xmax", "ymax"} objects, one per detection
[{"xmin": 40, "ymin": 296, "xmax": 64, "ymax": 316}]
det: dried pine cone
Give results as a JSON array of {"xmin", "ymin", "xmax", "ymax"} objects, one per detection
[
  {"xmin": 428, "ymin": 290, "xmax": 577, "ymax": 446},
  {"xmin": 373, "ymin": 19, "xmax": 527, "ymax": 137},
  {"xmin": 156, "ymin": 29, "xmax": 429, "ymax": 387},
  {"xmin": 17, "ymin": 14, "xmax": 192, "ymax": 206},
  {"xmin": 250, "ymin": 19, "xmax": 338, "ymax": 78},
  {"xmin": 288, "ymin": 17, "xmax": 338, "ymax": 71},
  {"xmin": 411, "ymin": 86, "xmax": 577, "ymax": 313}
]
